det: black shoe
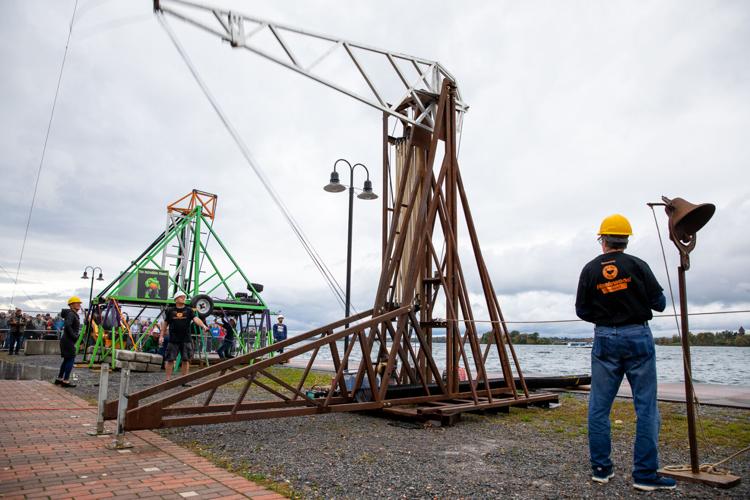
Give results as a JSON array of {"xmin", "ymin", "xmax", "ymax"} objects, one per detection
[
  {"xmin": 633, "ymin": 476, "xmax": 677, "ymax": 491},
  {"xmin": 592, "ymin": 466, "xmax": 615, "ymax": 484},
  {"xmin": 60, "ymin": 381, "xmax": 77, "ymax": 388},
  {"xmin": 54, "ymin": 379, "xmax": 62, "ymax": 385}
]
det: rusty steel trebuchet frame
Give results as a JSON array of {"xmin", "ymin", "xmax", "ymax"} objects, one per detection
[
  {"xmin": 103, "ymin": 3, "xmax": 553, "ymax": 430},
  {"xmin": 105, "ymin": 80, "xmax": 549, "ymax": 430}
]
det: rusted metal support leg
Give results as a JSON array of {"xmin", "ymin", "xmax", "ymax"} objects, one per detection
[
  {"xmin": 88, "ymin": 363, "xmax": 113, "ymax": 436},
  {"xmin": 107, "ymin": 365, "xmax": 133, "ymax": 450}
]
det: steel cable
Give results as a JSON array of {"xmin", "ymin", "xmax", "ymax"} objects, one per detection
[{"xmin": 157, "ymin": 13, "xmax": 350, "ymax": 312}]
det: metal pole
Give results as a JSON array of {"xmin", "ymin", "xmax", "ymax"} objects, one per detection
[
  {"xmin": 382, "ymin": 112, "xmax": 388, "ymax": 265},
  {"xmin": 107, "ymin": 365, "xmax": 133, "ymax": 449},
  {"xmin": 81, "ymin": 271, "xmax": 95, "ymax": 362},
  {"xmin": 677, "ymin": 266, "xmax": 699, "ymax": 473},
  {"xmin": 88, "ymin": 363, "xmax": 112, "ymax": 436},
  {"xmin": 344, "ymin": 167, "xmax": 355, "ymax": 371}
]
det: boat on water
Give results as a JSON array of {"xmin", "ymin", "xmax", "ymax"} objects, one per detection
[{"xmin": 567, "ymin": 341, "xmax": 593, "ymax": 348}]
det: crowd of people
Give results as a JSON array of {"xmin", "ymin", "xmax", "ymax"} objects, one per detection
[
  {"xmin": 0, "ymin": 309, "xmax": 65, "ymax": 352},
  {"xmin": 1, "ymin": 304, "xmax": 286, "ymax": 365}
]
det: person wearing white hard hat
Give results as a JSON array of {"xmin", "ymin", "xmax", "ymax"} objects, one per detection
[
  {"xmin": 160, "ymin": 291, "xmax": 209, "ymax": 384},
  {"xmin": 272, "ymin": 314, "xmax": 288, "ymax": 361}
]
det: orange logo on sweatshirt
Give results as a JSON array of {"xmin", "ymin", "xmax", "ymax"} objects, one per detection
[
  {"xmin": 597, "ymin": 277, "xmax": 631, "ymax": 294},
  {"xmin": 602, "ymin": 264, "xmax": 618, "ymax": 280}
]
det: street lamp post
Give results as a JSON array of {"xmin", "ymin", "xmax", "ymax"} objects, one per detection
[
  {"xmin": 80, "ymin": 266, "xmax": 104, "ymax": 361},
  {"xmin": 324, "ymin": 159, "xmax": 378, "ymax": 370}
]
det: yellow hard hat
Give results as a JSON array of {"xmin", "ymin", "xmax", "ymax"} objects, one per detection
[
  {"xmin": 598, "ymin": 214, "xmax": 633, "ymax": 236},
  {"xmin": 67, "ymin": 296, "xmax": 83, "ymax": 305}
]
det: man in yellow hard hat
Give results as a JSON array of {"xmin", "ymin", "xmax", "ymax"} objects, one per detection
[
  {"xmin": 576, "ymin": 214, "xmax": 674, "ymax": 491},
  {"xmin": 56, "ymin": 296, "xmax": 82, "ymax": 387}
]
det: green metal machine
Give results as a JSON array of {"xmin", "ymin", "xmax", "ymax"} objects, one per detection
[{"xmin": 77, "ymin": 190, "xmax": 274, "ymax": 367}]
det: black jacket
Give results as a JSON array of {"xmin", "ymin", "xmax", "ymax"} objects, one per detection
[
  {"xmin": 576, "ymin": 252, "xmax": 665, "ymax": 326},
  {"xmin": 220, "ymin": 318, "xmax": 236, "ymax": 341},
  {"xmin": 60, "ymin": 308, "xmax": 80, "ymax": 358}
]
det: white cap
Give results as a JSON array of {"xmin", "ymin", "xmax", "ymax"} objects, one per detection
[
  {"xmin": 174, "ymin": 291, "xmax": 187, "ymax": 299},
  {"xmin": 278, "ymin": 314, "xmax": 284, "ymax": 319}
]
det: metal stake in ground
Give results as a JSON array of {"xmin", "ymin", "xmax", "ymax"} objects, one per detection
[
  {"xmin": 106, "ymin": 365, "xmax": 133, "ymax": 449},
  {"xmin": 88, "ymin": 363, "xmax": 113, "ymax": 436},
  {"xmin": 652, "ymin": 196, "xmax": 739, "ymax": 489}
]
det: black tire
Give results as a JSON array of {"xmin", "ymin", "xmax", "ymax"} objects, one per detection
[{"xmin": 191, "ymin": 294, "xmax": 214, "ymax": 318}]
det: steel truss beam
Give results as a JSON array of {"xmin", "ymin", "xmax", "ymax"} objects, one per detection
[
  {"xmin": 154, "ymin": 0, "xmax": 467, "ymax": 132},
  {"xmin": 105, "ymin": 82, "xmax": 553, "ymax": 430}
]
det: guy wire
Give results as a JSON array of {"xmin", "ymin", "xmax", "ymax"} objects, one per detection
[{"xmin": 157, "ymin": 13, "xmax": 351, "ymax": 313}]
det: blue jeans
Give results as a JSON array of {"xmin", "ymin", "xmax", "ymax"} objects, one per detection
[
  {"xmin": 58, "ymin": 356, "xmax": 75, "ymax": 381},
  {"xmin": 217, "ymin": 338, "xmax": 233, "ymax": 358},
  {"xmin": 589, "ymin": 324, "xmax": 660, "ymax": 481},
  {"xmin": 8, "ymin": 334, "xmax": 24, "ymax": 354}
]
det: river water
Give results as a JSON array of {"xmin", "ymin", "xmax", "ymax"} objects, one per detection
[{"xmin": 291, "ymin": 341, "xmax": 750, "ymax": 386}]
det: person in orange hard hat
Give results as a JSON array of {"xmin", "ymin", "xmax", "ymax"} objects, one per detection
[
  {"xmin": 56, "ymin": 296, "xmax": 83, "ymax": 387},
  {"xmin": 576, "ymin": 214, "xmax": 674, "ymax": 491}
]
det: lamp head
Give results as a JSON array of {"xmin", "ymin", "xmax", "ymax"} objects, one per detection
[
  {"xmin": 324, "ymin": 171, "xmax": 346, "ymax": 193},
  {"xmin": 96, "ymin": 272, "xmax": 104, "ymax": 281},
  {"xmin": 357, "ymin": 179, "xmax": 378, "ymax": 200},
  {"xmin": 81, "ymin": 271, "xmax": 88, "ymax": 280}
]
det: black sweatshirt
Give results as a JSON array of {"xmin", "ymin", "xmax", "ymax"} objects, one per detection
[{"xmin": 576, "ymin": 252, "xmax": 666, "ymax": 327}]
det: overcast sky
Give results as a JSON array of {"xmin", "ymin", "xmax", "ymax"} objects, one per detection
[{"xmin": 1, "ymin": 0, "xmax": 748, "ymax": 337}]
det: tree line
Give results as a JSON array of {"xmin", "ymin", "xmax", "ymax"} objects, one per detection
[
  {"xmin": 654, "ymin": 329, "xmax": 749, "ymax": 347},
  {"xmin": 480, "ymin": 331, "xmax": 556, "ymax": 345},
  {"xmin": 474, "ymin": 328, "xmax": 749, "ymax": 347}
]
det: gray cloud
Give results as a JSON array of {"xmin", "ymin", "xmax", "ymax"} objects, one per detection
[{"xmin": 2, "ymin": 0, "xmax": 749, "ymax": 338}]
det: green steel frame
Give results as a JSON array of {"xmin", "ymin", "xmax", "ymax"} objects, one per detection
[
  {"xmin": 96, "ymin": 205, "xmax": 267, "ymax": 313},
  {"xmin": 77, "ymin": 192, "xmax": 273, "ymax": 365}
]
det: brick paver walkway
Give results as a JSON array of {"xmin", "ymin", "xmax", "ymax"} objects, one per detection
[{"xmin": 0, "ymin": 380, "xmax": 284, "ymax": 499}]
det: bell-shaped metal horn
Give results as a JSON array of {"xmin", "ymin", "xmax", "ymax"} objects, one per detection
[
  {"xmin": 663, "ymin": 196, "xmax": 716, "ymax": 243},
  {"xmin": 661, "ymin": 196, "xmax": 715, "ymax": 269}
]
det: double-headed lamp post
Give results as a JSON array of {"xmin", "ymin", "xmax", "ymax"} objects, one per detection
[
  {"xmin": 81, "ymin": 266, "xmax": 104, "ymax": 360},
  {"xmin": 324, "ymin": 159, "xmax": 378, "ymax": 370},
  {"xmin": 81, "ymin": 266, "xmax": 104, "ymax": 312}
]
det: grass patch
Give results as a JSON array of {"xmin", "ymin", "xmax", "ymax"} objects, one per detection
[
  {"xmin": 227, "ymin": 366, "xmax": 332, "ymax": 395},
  {"xmin": 184, "ymin": 441, "xmax": 300, "ymax": 498},
  {"xmin": 81, "ymin": 395, "xmax": 99, "ymax": 406},
  {"xmin": 491, "ymin": 394, "xmax": 750, "ymax": 451}
]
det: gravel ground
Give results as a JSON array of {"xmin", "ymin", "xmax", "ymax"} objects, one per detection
[{"xmin": 5, "ymin": 354, "xmax": 749, "ymax": 499}]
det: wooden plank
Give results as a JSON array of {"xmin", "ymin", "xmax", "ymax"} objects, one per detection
[
  {"xmin": 659, "ymin": 469, "xmax": 741, "ymax": 489},
  {"xmin": 418, "ymin": 392, "xmax": 558, "ymax": 416}
]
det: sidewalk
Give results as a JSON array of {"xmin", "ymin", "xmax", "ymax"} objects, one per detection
[
  {"xmin": 571, "ymin": 382, "xmax": 750, "ymax": 409},
  {"xmin": 0, "ymin": 380, "xmax": 285, "ymax": 499},
  {"xmin": 618, "ymin": 381, "xmax": 750, "ymax": 409}
]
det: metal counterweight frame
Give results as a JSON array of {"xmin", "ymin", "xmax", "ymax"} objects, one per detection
[{"xmin": 104, "ymin": 82, "xmax": 556, "ymax": 430}]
